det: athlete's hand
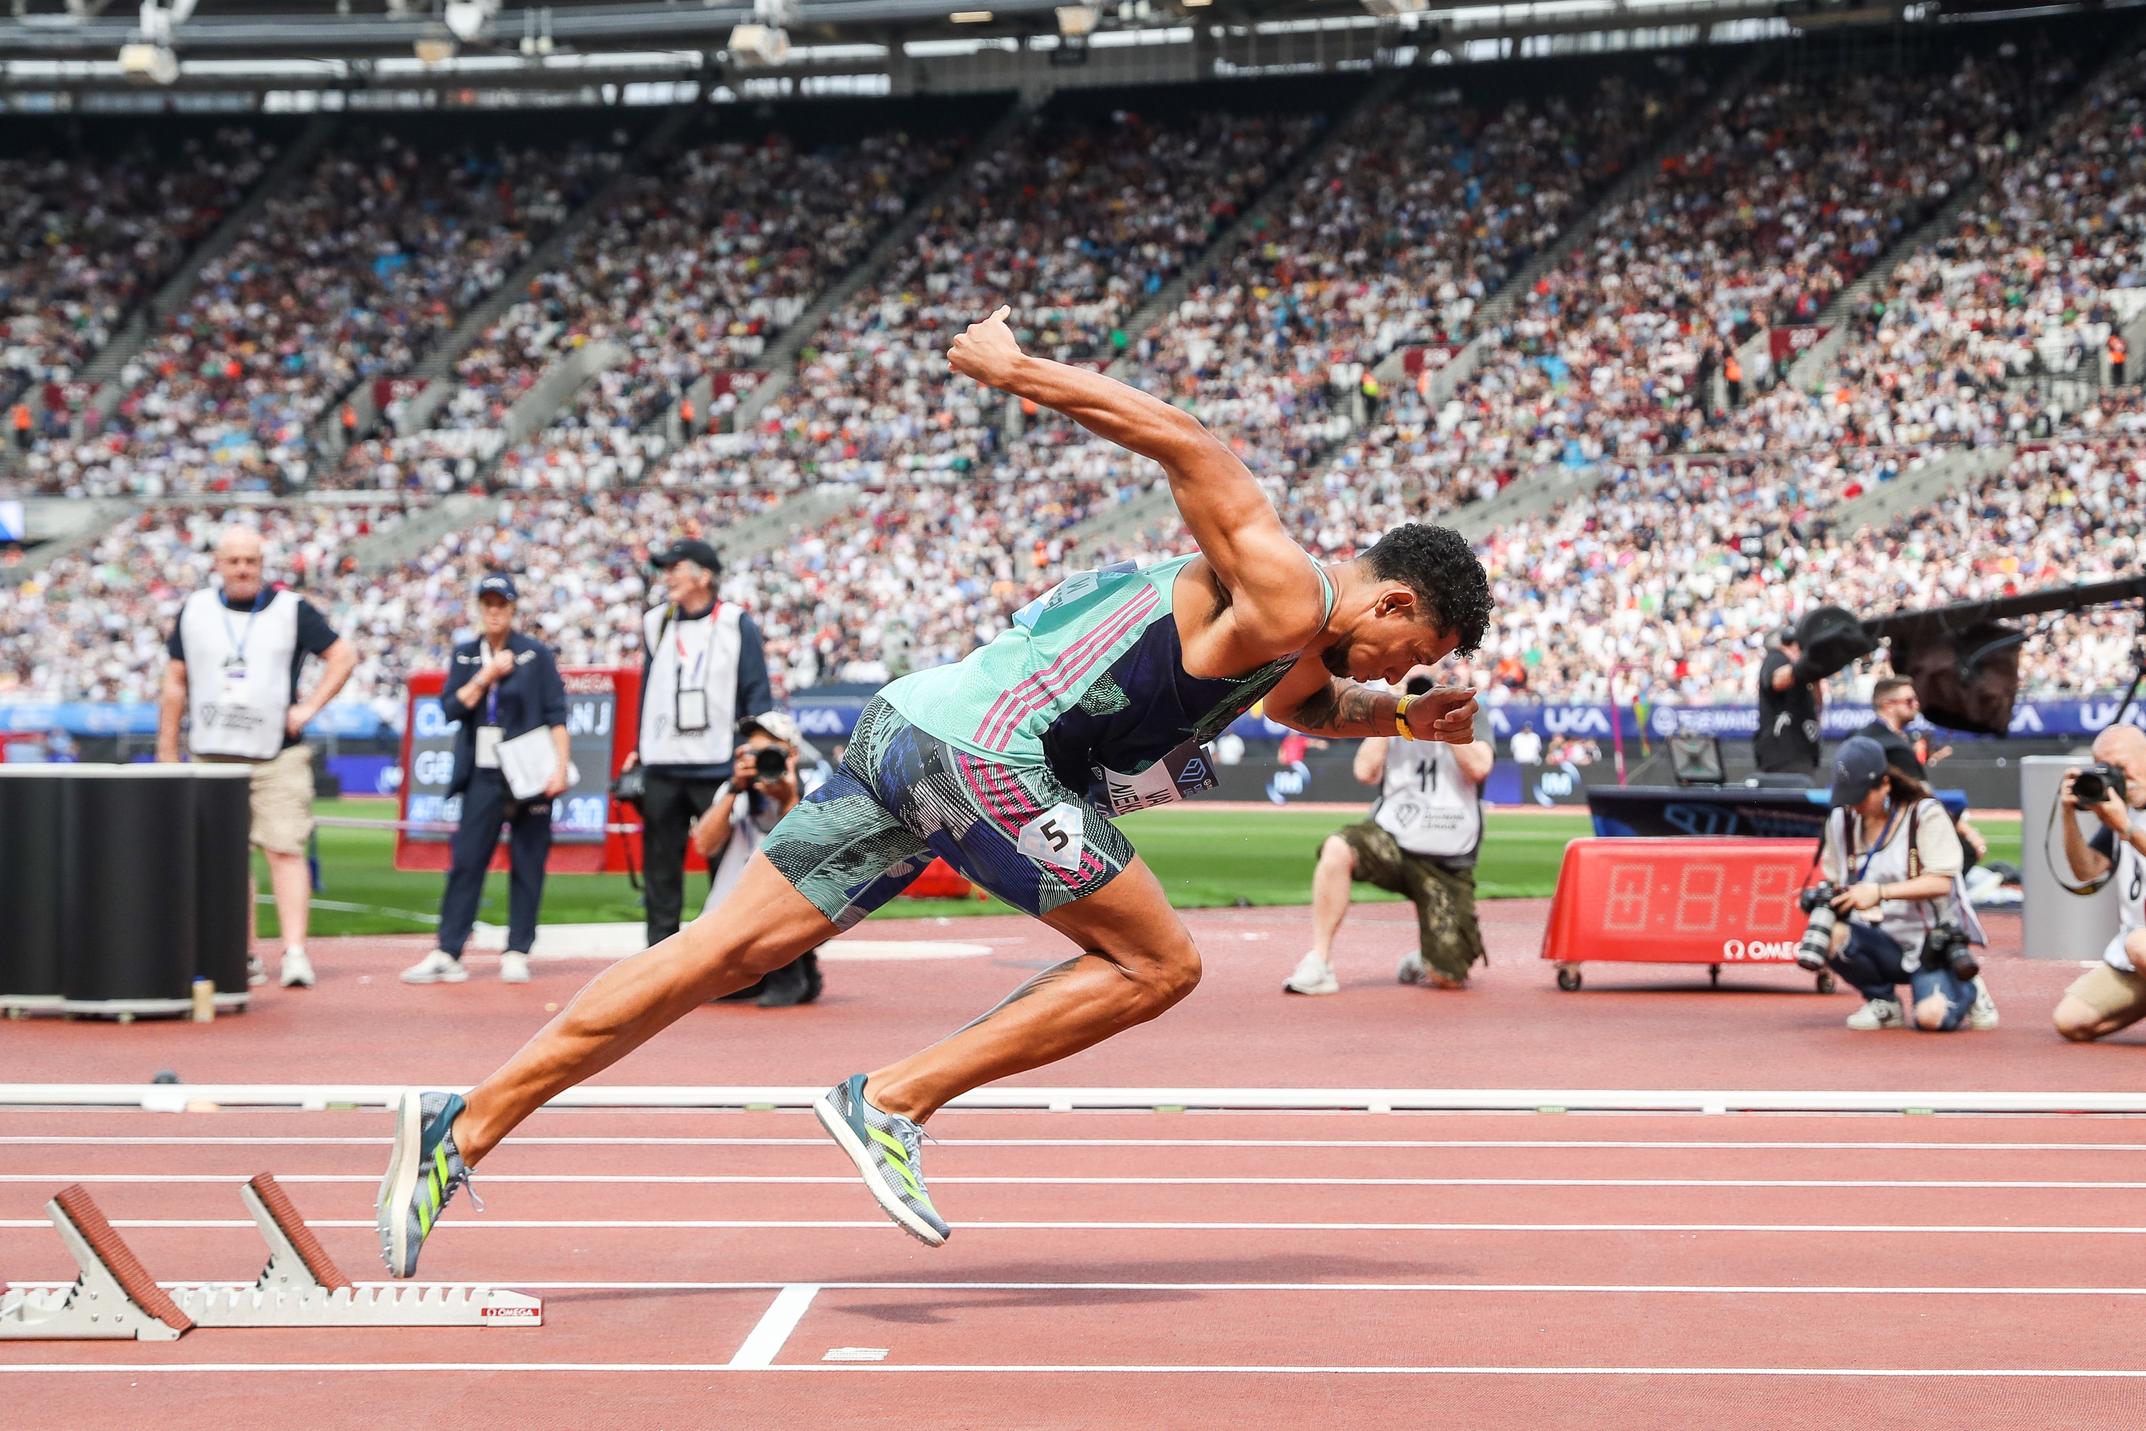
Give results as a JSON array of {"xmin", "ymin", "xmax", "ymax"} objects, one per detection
[
  {"xmin": 947, "ymin": 306, "xmax": 1024, "ymax": 389},
  {"xmin": 1405, "ymin": 686, "xmax": 1478, "ymax": 744}
]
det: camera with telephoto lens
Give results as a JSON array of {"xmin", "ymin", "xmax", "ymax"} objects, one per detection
[
  {"xmin": 752, "ymin": 745, "xmax": 789, "ymax": 782},
  {"xmin": 1922, "ymin": 920, "xmax": 1978, "ymax": 983},
  {"xmin": 2073, "ymin": 764, "xmax": 2129, "ymax": 808},
  {"xmin": 1794, "ymin": 882, "xmax": 1839, "ymax": 972}
]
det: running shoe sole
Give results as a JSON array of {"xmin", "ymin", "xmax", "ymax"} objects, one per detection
[
  {"xmin": 811, "ymin": 1091, "xmax": 947, "ymax": 1248},
  {"xmin": 376, "ymin": 1090, "xmax": 424, "ymax": 1275}
]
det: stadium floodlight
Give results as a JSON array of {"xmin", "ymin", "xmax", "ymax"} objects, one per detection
[
  {"xmin": 1056, "ymin": 4, "xmax": 1100, "ymax": 37},
  {"xmin": 442, "ymin": 0, "xmax": 496, "ymax": 44},
  {"xmin": 117, "ymin": 40, "xmax": 179, "ymax": 84},
  {"xmin": 727, "ymin": 22, "xmax": 790, "ymax": 65},
  {"xmin": 950, "ymin": 9, "xmax": 994, "ymax": 20}
]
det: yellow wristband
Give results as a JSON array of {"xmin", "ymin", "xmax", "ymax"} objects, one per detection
[{"xmin": 1393, "ymin": 693, "xmax": 1415, "ymax": 740}]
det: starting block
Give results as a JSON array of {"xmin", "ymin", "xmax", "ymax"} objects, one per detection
[{"xmin": 0, "ymin": 1173, "xmax": 540, "ymax": 1340}]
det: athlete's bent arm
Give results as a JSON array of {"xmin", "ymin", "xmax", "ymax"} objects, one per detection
[
  {"xmin": 948, "ymin": 307, "xmax": 1322, "ymax": 657},
  {"xmin": 1265, "ymin": 665, "xmax": 1477, "ymax": 744}
]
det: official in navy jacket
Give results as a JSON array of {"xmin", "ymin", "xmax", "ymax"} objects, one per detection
[{"xmin": 404, "ymin": 574, "xmax": 570, "ymax": 987}]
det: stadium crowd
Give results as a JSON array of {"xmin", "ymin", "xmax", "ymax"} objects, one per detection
[
  {"xmin": 1, "ymin": 126, "xmax": 276, "ymax": 411},
  {"xmin": 6, "ymin": 31, "xmax": 2145, "ymax": 721}
]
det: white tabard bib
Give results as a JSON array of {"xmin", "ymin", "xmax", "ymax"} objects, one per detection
[
  {"xmin": 639, "ymin": 602, "xmax": 742, "ymax": 767},
  {"xmin": 2106, "ymin": 822, "xmax": 2146, "ymax": 973},
  {"xmin": 1372, "ymin": 740, "xmax": 1482, "ymax": 865},
  {"xmin": 177, "ymin": 587, "xmax": 302, "ymax": 761}
]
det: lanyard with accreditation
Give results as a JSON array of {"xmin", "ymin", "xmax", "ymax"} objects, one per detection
[{"xmin": 664, "ymin": 605, "xmax": 715, "ymax": 734}]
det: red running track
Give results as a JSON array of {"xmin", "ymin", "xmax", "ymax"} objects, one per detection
[
  {"xmin": 6, "ymin": 905, "xmax": 2146, "ymax": 1095},
  {"xmin": 4, "ymin": 1107, "xmax": 2145, "ymax": 1428}
]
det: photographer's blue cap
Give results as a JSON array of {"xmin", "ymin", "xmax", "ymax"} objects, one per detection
[
  {"xmin": 1829, "ymin": 735, "xmax": 1889, "ymax": 808},
  {"xmin": 477, "ymin": 573, "xmax": 518, "ymax": 602}
]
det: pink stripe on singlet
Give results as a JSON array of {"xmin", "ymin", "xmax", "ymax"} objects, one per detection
[
  {"xmin": 975, "ymin": 590, "xmax": 1152, "ymax": 750},
  {"xmin": 975, "ymin": 586, "xmax": 1159, "ymax": 751}
]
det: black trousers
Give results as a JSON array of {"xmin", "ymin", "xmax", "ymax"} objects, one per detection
[
  {"xmin": 436, "ymin": 769, "xmax": 553, "ymax": 957},
  {"xmin": 641, "ymin": 768, "xmax": 723, "ymax": 946}
]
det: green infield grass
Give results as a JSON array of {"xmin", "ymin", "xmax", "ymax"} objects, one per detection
[{"xmin": 257, "ymin": 798, "xmax": 2024, "ymax": 939}]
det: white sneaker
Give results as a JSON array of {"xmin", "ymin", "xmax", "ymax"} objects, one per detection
[
  {"xmin": 1968, "ymin": 976, "xmax": 1999, "ymax": 1031},
  {"xmin": 1396, "ymin": 952, "xmax": 1428, "ymax": 985},
  {"xmin": 279, "ymin": 947, "xmax": 315, "ymax": 989},
  {"xmin": 1845, "ymin": 997, "xmax": 1904, "ymax": 1031},
  {"xmin": 499, "ymin": 952, "xmax": 531, "ymax": 984},
  {"xmin": 1283, "ymin": 952, "xmax": 1339, "ymax": 996},
  {"xmin": 400, "ymin": 950, "xmax": 468, "ymax": 985},
  {"xmin": 247, "ymin": 955, "xmax": 268, "ymax": 988}
]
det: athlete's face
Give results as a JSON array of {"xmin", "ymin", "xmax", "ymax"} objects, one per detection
[{"xmin": 1323, "ymin": 587, "xmax": 1458, "ymax": 687}]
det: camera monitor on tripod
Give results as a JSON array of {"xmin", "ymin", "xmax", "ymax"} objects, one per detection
[{"xmin": 1668, "ymin": 732, "xmax": 1724, "ymax": 786}]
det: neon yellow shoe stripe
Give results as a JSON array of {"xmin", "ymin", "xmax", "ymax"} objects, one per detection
[{"xmin": 866, "ymin": 1125, "xmax": 922, "ymax": 1196}]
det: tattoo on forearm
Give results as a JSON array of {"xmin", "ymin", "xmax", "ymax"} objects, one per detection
[
  {"xmin": 957, "ymin": 956, "xmax": 1085, "ymax": 1034},
  {"xmin": 1290, "ymin": 680, "xmax": 1387, "ymax": 736}
]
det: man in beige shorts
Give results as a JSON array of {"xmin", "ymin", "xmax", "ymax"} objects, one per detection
[
  {"xmin": 157, "ymin": 525, "xmax": 356, "ymax": 988},
  {"xmin": 2053, "ymin": 725, "xmax": 2146, "ymax": 1042}
]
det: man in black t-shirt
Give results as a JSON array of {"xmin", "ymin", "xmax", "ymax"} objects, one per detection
[
  {"xmin": 1754, "ymin": 626, "xmax": 1822, "ymax": 776},
  {"xmin": 1858, "ymin": 676, "xmax": 1929, "ymax": 778},
  {"xmin": 158, "ymin": 525, "xmax": 356, "ymax": 988}
]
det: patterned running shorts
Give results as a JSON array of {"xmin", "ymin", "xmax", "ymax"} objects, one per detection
[{"xmin": 761, "ymin": 697, "xmax": 1135, "ymax": 929}]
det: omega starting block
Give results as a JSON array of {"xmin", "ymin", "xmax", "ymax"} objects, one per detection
[{"xmin": 0, "ymin": 1173, "xmax": 540, "ymax": 1340}]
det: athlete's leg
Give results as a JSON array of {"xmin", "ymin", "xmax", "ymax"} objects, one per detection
[
  {"xmin": 864, "ymin": 856, "xmax": 1198, "ymax": 1122},
  {"xmin": 453, "ymin": 855, "xmax": 834, "ymax": 1162},
  {"xmin": 1309, "ymin": 835, "xmax": 1356, "ymax": 965}
]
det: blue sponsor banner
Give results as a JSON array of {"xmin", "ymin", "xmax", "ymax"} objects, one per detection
[
  {"xmin": 325, "ymin": 753, "xmax": 400, "ymax": 797},
  {"xmin": 0, "ymin": 701, "xmax": 397, "ymax": 739},
  {"xmin": 7, "ymin": 692, "xmax": 2144, "ymax": 744}
]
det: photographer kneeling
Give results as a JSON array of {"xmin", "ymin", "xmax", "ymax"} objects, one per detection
[
  {"xmin": 1813, "ymin": 736, "xmax": 1993, "ymax": 1032},
  {"xmin": 691, "ymin": 712, "xmax": 824, "ymax": 1008},
  {"xmin": 2051, "ymin": 726, "xmax": 2146, "ymax": 1043}
]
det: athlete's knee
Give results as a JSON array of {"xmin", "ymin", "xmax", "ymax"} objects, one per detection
[
  {"xmin": 1123, "ymin": 937, "xmax": 1201, "ymax": 1014},
  {"xmin": 2053, "ymin": 999, "xmax": 2103, "ymax": 1043}
]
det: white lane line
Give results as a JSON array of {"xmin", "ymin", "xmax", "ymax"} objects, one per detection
[
  {"xmin": 13, "ymin": 1279, "xmax": 2142, "ymax": 1297},
  {"xmin": 7, "ymin": 1363, "xmax": 2146, "ymax": 1379},
  {"xmin": 3, "ymin": 1135, "xmax": 2143, "ymax": 1152},
  {"xmin": 5, "ymin": 1173, "xmax": 2143, "ymax": 1191},
  {"xmin": 727, "ymin": 1284, "xmax": 820, "ymax": 1369},
  {"xmin": 6, "ymin": 1218, "xmax": 2143, "ymax": 1234}
]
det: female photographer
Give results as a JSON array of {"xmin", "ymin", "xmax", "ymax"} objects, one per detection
[{"xmin": 1819, "ymin": 735, "xmax": 1993, "ymax": 1032}]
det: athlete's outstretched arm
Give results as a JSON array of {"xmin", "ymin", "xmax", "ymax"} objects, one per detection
[{"xmin": 948, "ymin": 307, "xmax": 1323, "ymax": 651}]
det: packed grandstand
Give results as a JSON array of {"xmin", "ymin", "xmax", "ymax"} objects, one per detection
[{"xmin": 4, "ymin": 11, "xmax": 2143, "ymax": 727}]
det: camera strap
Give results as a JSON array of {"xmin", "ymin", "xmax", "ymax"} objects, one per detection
[{"xmin": 2044, "ymin": 795, "xmax": 2117, "ymax": 897}]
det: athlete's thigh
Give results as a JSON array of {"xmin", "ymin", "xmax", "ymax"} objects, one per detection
[
  {"xmin": 1039, "ymin": 854, "xmax": 1199, "ymax": 975},
  {"xmin": 757, "ymin": 758, "xmax": 935, "ymax": 933}
]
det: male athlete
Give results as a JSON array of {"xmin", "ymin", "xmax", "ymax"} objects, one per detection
[{"xmin": 379, "ymin": 307, "xmax": 1491, "ymax": 1269}]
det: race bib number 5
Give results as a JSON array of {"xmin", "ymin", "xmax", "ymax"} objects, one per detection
[{"xmin": 1017, "ymin": 803, "xmax": 1087, "ymax": 873}]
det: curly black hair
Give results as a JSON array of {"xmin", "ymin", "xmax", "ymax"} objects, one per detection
[{"xmin": 1361, "ymin": 523, "xmax": 1491, "ymax": 658}]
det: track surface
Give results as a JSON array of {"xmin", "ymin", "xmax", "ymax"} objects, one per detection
[{"xmin": 6, "ymin": 903, "xmax": 2144, "ymax": 1427}]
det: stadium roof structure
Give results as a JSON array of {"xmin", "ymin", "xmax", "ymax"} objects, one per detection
[{"xmin": 0, "ymin": 0, "xmax": 2128, "ymax": 99}]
